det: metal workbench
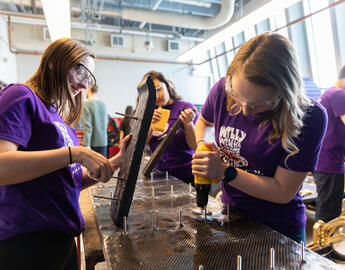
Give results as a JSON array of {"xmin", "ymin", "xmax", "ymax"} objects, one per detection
[{"xmin": 89, "ymin": 175, "xmax": 340, "ymax": 270}]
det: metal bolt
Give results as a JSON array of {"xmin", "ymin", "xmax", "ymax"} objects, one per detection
[
  {"xmin": 123, "ymin": 217, "xmax": 127, "ymax": 234},
  {"xmin": 270, "ymin": 248, "xmax": 275, "ymax": 269},
  {"xmin": 166, "ymin": 171, "xmax": 169, "ymax": 180},
  {"xmin": 189, "ymin": 182, "xmax": 192, "ymax": 193},
  {"xmin": 204, "ymin": 206, "xmax": 207, "ymax": 224},
  {"xmin": 150, "ymin": 172, "xmax": 153, "ymax": 181},
  {"xmin": 152, "ymin": 186, "xmax": 155, "ymax": 198},
  {"xmin": 237, "ymin": 255, "xmax": 242, "ymax": 270},
  {"xmin": 179, "ymin": 210, "xmax": 183, "ymax": 227},
  {"xmin": 111, "ymin": 176, "xmax": 124, "ymax": 180},
  {"xmin": 110, "ymin": 191, "xmax": 114, "ymax": 206},
  {"xmin": 170, "ymin": 185, "xmax": 174, "ymax": 198},
  {"xmin": 300, "ymin": 240, "xmax": 305, "ymax": 264},
  {"xmin": 152, "ymin": 213, "xmax": 156, "ymax": 230},
  {"xmin": 115, "ymin": 111, "xmax": 138, "ymax": 120}
]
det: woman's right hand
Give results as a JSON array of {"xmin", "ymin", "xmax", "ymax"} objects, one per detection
[
  {"xmin": 71, "ymin": 146, "xmax": 114, "ymax": 182},
  {"xmin": 151, "ymin": 109, "xmax": 162, "ymax": 124}
]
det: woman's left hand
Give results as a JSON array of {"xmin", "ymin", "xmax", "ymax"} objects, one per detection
[
  {"xmin": 179, "ymin": 107, "xmax": 197, "ymax": 126},
  {"xmin": 109, "ymin": 134, "xmax": 132, "ymax": 169},
  {"xmin": 192, "ymin": 142, "xmax": 227, "ymax": 180}
]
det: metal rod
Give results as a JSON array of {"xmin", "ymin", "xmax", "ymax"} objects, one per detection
[
  {"xmin": 204, "ymin": 206, "xmax": 207, "ymax": 224},
  {"xmin": 270, "ymin": 248, "xmax": 275, "ymax": 269},
  {"xmin": 170, "ymin": 185, "xmax": 174, "ymax": 198},
  {"xmin": 152, "ymin": 186, "xmax": 155, "ymax": 198},
  {"xmin": 111, "ymin": 176, "xmax": 124, "ymax": 180},
  {"xmin": 152, "ymin": 213, "xmax": 156, "ymax": 231},
  {"xmin": 93, "ymin": 195, "xmax": 118, "ymax": 201},
  {"xmin": 237, "ymin": 255, "xmax": 242, "ymax": 270},
  {"xmin": 151, "ymin": 172, "xmax": 154, "ymax": 181},
  {"xmin": 300, "ymin": 240, "xmax": 305, "ymax": 264},
  {"xmin": 115, "ymin": 111, "xmax": 138, "ymax": 120},
  {"xmin": 166, "ymin": 171, "xmax": 169, "ymax": 180},
  {"xmin": 123, "ymin": 216, "xmax": 127, "ymax": 233},
  {"xmin": 179, "ymin": 210, "xmax": 183, "ymax": 227},
  {"xmin": 189, "ymin": 182, "xmax": 192, "ymax": 193}
]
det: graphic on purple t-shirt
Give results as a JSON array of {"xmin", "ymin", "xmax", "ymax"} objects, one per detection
[
  {"xmin": 149, "ymin": 100, "xmax": 199, "ymax": 180},
  {"xmin": 0, "ymin": 84, "xmax": 83, "ymax": 241},
  {"xmin": 201, "ymin": 78, "xmax": 327, "ymax": 236},
  {"xmin": 316, "ymin": 87, "xmax": 345, "ymax": 174}
]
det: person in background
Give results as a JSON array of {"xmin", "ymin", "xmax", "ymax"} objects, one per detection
[
  {"xmin": 314, "ymin": 65, "xmax": 345, "ymax": 222},
  {"xmin": 0, "ymin": 38, "xmax": 130, "ymax": 270},
  {"xmin": 192, "ymin": 32, "xmax": 327, "ymax": 243},
  {"xmin": 107, "ymin": 115, "xmax": 120, "ymax": 157},
  {"xmin": 119, "ymin": 105, "xmax": 134, "ymax": 144},
  {"xmin": 139, "ymin": 71, "xmax": 199, "ymax": 185},
  {"xmin": 81, "ymin": 85, "xmax": 108, "ymax": 157}
]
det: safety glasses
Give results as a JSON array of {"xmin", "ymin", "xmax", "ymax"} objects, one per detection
[
  {"xmin": 225, "ymin": 76, "xmax": 281, "ymax": 111},
  {"xmin": 70, "ymin": 63, "xmax": 96, "ymax": 90}
]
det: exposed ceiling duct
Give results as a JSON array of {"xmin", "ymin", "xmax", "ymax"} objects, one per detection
[
  {"xmin": 1, "ymin": 0, "xmax": 235, "ymax": 31},
  {"xmin": 106, "ymin": 0, "xmax": 235, "ymax": 30}
]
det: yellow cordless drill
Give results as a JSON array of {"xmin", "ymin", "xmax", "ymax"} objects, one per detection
[{"xmin": 194, "ymin": 143, "xmax": 219, "ymax": 208}]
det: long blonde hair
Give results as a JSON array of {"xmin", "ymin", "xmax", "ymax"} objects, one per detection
[
  {"xmin": 26, "ymin": 38, "xmax": 94, "ymax": 126},
  {"xmin": 226, "ymin": 32, "xmax": 311, "ymax": 158}
]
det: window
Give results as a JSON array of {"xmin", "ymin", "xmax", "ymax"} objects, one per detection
[
  {"xmin": 255, "ymin": 18, "xmax": 271, "ymax": 34},
  {"xmin": 232, "ymin": 31, "xmax": 245, "ymax": 54},
  {"xmin": 215, "ymin": 42, "xmax": 228, "ymax": 78},
  {"xmin": 285, "ymin": 1, "xmax": 312, "ymax": 78}
]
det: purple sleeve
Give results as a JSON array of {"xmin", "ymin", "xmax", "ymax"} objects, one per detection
[
  {"xmin": 279, "ymin": 101, "xmax": 328, "ymax": 172},
  {"xmin": 201, "ymin": 78, "xmax": 225, "ymax": 123},
  {"xmin": 329, "ymin": 90, "xmax": 345, "ymax": 118},
  {"xmin": 0, "ymin": 84, "xmax": 36, "ymax": 148}
]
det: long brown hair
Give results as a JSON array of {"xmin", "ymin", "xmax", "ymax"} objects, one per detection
[
  {"xmin": 139, "ymin": 70, "xmax": 181, "ymax": 101},
  {"xmin": 26, "ymin": 38, "xmax": 95, "ymax": 126},
  {"xmin": 225, "ymin": 32, "xmax": 311, "ymax": 159}
]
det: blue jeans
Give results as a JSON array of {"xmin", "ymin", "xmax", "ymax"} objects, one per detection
[
  {"xmin": 288, "ymin": 228, "xmax": 306, "ymax": 244},
  {"xmin": 91, "ymin": 146, "xmax": 108, "ymax": 158}
]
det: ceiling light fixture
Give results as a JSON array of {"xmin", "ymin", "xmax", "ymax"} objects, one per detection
[{"xmin": 41, "ymin": 0, "xmax": 71, "ymax": 41}]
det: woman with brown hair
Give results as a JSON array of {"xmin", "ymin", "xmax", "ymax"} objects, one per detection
[
  {"xmin": 140, "ymin": 70, "xmax": 198, "ymax": 184},
  {"xmin": 192, "ymin": 32, "xmax": 327, "ymax": 243},
  {"xmin": 0, "ymin": 38, "xmax": 130, "ymax": 269}
]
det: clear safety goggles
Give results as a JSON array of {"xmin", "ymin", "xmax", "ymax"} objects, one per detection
[
  {"xmin": 225, "ymin": 76, "xmax": 281, "ymax": 110},
  {"xmin": 70, "ymin": 63, "xmax": 96, "ymax": 90}
]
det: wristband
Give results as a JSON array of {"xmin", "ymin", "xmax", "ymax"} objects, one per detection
[
  {"xmin": 196, "ymin": 139, "xmax": 206, "ymax": 146},
  {"xmin": 68, "ymin": 146, "xmax": 73, "ymax": 164}
]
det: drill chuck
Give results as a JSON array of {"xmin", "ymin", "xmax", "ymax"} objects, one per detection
[{"xmin": 195, "ymin": 184, "xmax": 211, "ymax": 208}]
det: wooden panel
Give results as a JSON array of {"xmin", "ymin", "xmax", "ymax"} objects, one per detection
[
  {"xmin": 142, "ymin": 118, "xmax": 182, "ymax": 178},
  {"xmin": 110, "ymin": 75, "xmax": 156, "ymax": 227}
]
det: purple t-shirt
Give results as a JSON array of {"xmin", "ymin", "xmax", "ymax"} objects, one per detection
[
  {"xmin": 149, "ymin": 100, "xmax": 199, "ymax": 180},
  {"xmin": 316, "ymin": 87, "xmax": 345, "ymax": 174},
  {"xmin": 0, "ymin": 84, "xmax": 83, "ymax": 241},
  {"xmin": 201, "ymin": 78, "xmax": 327, "ymax": 236}
]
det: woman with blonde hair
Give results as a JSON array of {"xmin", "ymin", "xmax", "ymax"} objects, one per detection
[
  {"xmin": 192, "ymin": 32, "xmax": 327, "ymax": 242},
  {"xmin": 0, "ymin": 38, "xmax": 130, "ymax": 269}
]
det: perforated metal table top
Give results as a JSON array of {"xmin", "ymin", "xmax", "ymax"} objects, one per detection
[{"xmin": 89, "ymin": 177, "xmax": 340, "ymax": 270}]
